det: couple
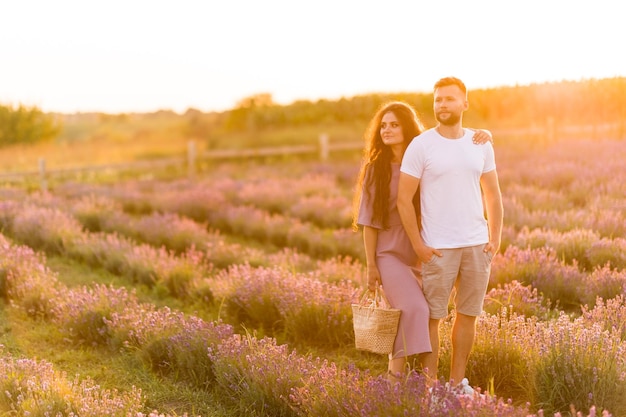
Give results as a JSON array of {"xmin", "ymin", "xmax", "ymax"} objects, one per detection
[{"xmin": 353, "ymin": 77, "xmax": 504, "ymax": 395}]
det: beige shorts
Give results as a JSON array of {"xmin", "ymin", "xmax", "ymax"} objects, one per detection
[{"xmin": 422, "ymin": 245, "xmax": 493, "ymax": 319}]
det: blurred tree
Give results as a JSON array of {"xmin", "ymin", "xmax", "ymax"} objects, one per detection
[
  {"xmin": 236, "ymin": 93, "xmax": 274, "ymax": 108},
  {"xmin": 183, "ymin": 108, "xmax": 220, "ymax": 148},
  {"xmin": 217, "ymin": 77, "xmax": 626, "ymax": 136},
  {"xmin": 225, "ymin": 93, "xmax": 276, "ymax": 132},
  {"xmin": 0, "ymin": 103, "xmax": 61, "ymax": 146}
]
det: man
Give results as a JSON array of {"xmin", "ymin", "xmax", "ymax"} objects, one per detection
[{"xmin": 397, "ymin": 77, "xmax": 503, "ymax": 395}]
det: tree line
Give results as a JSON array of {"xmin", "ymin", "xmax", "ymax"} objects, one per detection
[
  {"xmin": 218, "ymin": 77, "xmax": 626, "ymax": 132},
  {"xmin": 0, "ymin": 104, "xmax": 61, "ymax": 147},
  {"xmin": 2, "ymin": 77, "xmax": 625, "ymax": 147}
]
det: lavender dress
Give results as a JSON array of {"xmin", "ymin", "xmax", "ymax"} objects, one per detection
[{"xmin": 357, "ymin": 163, "xmax": 432, "ymax": 358}]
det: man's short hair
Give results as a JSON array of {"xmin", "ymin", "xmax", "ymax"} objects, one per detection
[{"xmin": 434, "ymin": 77, "xmax": 467, "ymax": 96}]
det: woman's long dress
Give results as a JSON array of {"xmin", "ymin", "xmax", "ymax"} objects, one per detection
[{"xmin": 357, "ymin": 163, "xmax": 432, "ymax": 358}]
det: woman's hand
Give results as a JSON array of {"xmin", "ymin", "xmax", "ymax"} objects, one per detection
[
  {"xmin": 415, "ymin": 243, "xmax": 442, "ymax": 264},
  {"xmin": 472, "ymin": 129, "xmax": 494, "ymax": 144},
  {"xmin": 366, "ymin": 265, "xmax": 381, "ymax": 292}
]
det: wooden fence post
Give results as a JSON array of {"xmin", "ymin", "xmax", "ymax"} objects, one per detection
[
  {"xmin": 39, "ymin": 158, "xmax": 48, "ymax": 191},
  {"xmin": 187, "ymin": 141, "xmax": 196, "ymax": 179},
  {"xmin": 319, "ymin": 133, "xmax": 329, "ymax": 161}
]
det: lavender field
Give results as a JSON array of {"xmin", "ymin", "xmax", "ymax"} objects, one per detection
[{"xmin": 0, "ymin": 137, "xmax": 625, "ymax": 416}]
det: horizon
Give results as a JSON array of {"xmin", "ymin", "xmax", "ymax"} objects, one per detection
[{"xmin": 43, "ymin": 75, "xmax": 620, "ymax": 116}]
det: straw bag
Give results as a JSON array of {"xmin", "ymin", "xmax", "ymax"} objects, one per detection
[{"xmin": 351, "ymin": 286, "xmax": 401, "ymax": 355}]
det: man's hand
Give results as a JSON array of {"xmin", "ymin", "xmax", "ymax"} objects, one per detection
[{"xmin": 483, "ymin": 239, "xmax": 500, "ymax": 257}]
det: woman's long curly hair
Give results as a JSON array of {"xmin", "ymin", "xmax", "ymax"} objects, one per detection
[{"xmin": 352, "ymin": 101, "xmax": 425, "ymax": 231}]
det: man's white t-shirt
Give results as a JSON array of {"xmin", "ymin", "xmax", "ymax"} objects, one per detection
[{"xmin": 400, "ymin": 127, "xmax": 496, "ymax": 249}]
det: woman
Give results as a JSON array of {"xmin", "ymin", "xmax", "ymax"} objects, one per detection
[{"xmin": 352, "ymin": 101, "xmax": 492, "ymax": 380}]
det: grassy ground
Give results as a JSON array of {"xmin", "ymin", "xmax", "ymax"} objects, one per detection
[
  {"xmin": 0, "ymin": 242, "xmax": 386, "ymax": 416},
  {"xmin": 0, "ymin": 310, "xmax": 229, "ymax": 416},
  {"xmin": 0, "ymin": 254, "xmax": 233, "ymax": 416}
]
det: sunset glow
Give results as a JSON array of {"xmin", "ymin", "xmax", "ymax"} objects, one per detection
[{"xmin": 2, "ymin": 0, "xmax": 624, "ymax": 114}]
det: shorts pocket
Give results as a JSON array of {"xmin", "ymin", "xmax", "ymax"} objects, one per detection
[
  {"xmin": 422, "ymin": 254, "xmax": 442, "ymax": 279},
  {"xmin": 484, "ymin": 250, "xmax": 494, "ymax": 264},
  {"xmin": 426, "ymin": 254, "xmax": 439, "ymax": 265}
]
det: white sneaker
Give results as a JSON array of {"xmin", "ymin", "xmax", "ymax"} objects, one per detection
[
  {"xmin": 458, "ymin": 378, "xmax": 476, "ymax": 396},
  {"xmin": 458, "ymin": 378, "xmax": 491, "ymax": 401}
]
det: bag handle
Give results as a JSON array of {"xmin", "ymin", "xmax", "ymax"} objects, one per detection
[
  {"xmin": 375, "ymin": 285, "xmax": 392, "ymax": 308},
  {"xmin": 358, "ymin": 285, "xmax": 392, "ymax": 308}
]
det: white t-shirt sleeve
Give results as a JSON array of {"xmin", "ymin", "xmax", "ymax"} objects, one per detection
[
  {"xmin": 400, "ymin": 135, "xmax": 424, "ymax": 179},
  {"xmin": 482, "ymin": 142, "xmax": 496, "ymax": 173}
]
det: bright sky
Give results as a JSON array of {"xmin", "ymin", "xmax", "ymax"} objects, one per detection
[{"xmin": 2, "ymin": 0, "xmax": 624, "ymax": 114}]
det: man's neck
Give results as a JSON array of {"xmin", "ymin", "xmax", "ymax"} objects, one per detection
[{"xmin": 436, "ymin": 124, "xmax": 464, "ymax": 139}]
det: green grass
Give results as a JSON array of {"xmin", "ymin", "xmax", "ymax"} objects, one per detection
[
  {"xmin": 46, "ymin": 255, "xmax": 130, "ymax": 288},
  {"xmin": 0, "ymin": 251, "xmax": 388, "ymax": 417},
  {"xmin": 44, "ymin": 255, "xmax": 218, "ymax": 322},
  {"xmin": 0, "ymin": 241, "xmax": 394, "ymax": 415},
  {"xmin": 0, "ymin": 293, "xmax": 233, "ymax": 417}
]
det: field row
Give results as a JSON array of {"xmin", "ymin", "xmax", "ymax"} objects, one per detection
[
  {"xmin": 2, "ymin": 184, "xmax": 626, "ymax": 315},
  {"xmin": 1, "ymin": 138, "xmax": 625, "ymax": 415},
  {"xmin": 1, "ymin": 232, "xmax": 624, "ymax": 416},
  {"xmin": 0, "ymin": 186, "xmax": 625, "ymax": 414}
]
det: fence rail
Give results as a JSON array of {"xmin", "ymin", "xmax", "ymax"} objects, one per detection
[
  {"xmin": 2, "ymin": 122, "xmax": 624, "ymax": 190},
  {"xmin": 0, "ymin": 134, "xmax": 364, "ymax": 190}
]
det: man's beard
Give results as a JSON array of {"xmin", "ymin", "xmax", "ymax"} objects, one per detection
[{"xmin": 436, "ymin": 112, "xmax": 461, "ymax": 126}]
